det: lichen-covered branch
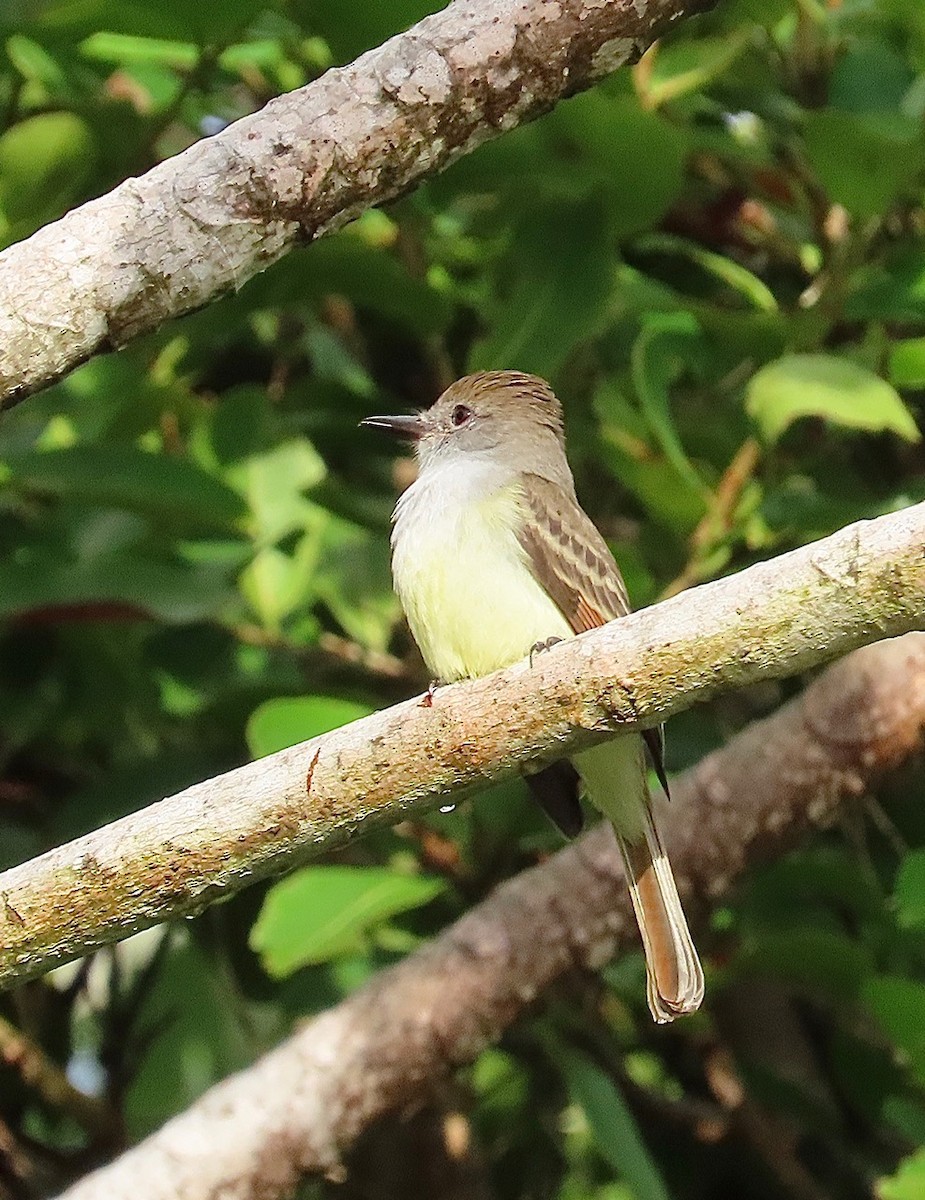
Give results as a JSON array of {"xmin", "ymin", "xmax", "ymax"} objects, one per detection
[
  {"xmin": 0, "ymin": 0, "xmax": 713, "ymax": 410},
  {"xmin": 0, "ymin": 502, "xmax": 922, "ymax": 992},
  {"xmin": 57, "ymin": 632, "xmax": 925, "ymax": 1200}
]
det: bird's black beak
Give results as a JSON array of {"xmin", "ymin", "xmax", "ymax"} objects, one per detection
[{"xmin": 359, "ymin": 413, "xmax": 424, "ymax": 440}]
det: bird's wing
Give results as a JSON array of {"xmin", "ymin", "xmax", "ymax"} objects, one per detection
[
  {"xmin": 516, "ymin": 473, "xmax": 631, "ymax": 629},
  {"xmin": 516, "ymin": 472, "xmax": 669, "ymax": 799}
]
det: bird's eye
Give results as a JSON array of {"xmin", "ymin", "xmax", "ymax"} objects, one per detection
[{"xmin": 451, "ymin": 404, "xmax": 472, "ymax": 427}]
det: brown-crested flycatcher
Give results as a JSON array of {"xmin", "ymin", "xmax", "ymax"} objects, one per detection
[{"xmin": 362, "ymin": 370, "xmax": 703, "ymax": 1022}]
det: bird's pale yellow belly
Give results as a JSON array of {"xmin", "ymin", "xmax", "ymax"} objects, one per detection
[
  {"xmin": 392, "ymin": 484, "xmax": 572, "ymax": 682},
  {"xmin": 391, "ymin": 468, "xmax": 648, "ymax": 846}
]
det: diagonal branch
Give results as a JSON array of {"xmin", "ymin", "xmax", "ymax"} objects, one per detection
[
  {"xmin": 57, "ymin": 631, "xmax": 925, "ymax": 1200},
  {"xmin": 0, "ymin": 0, "xmax": 714, "ymax": 410},
  {"xmin": 0, "ymin": 502, "xmax": 923, "ymax": 990}
]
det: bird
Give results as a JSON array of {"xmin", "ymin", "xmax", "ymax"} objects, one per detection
[{"xmin": 361, "ymin": 369, "xmax": 703, "ymax": 1022}]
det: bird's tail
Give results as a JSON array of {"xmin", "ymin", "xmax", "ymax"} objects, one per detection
[
  {"xmin": 615, "ymin": 808, "xmax": 704, "ymax": 1023},
  {"xmin": 575, "ymin": 737, "xmax": 703, "ymax": 1023}
]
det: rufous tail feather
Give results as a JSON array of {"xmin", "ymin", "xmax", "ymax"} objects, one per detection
[{"xmin": 616, "ymin": 811, "xmax": 704, "ymax": 1023}]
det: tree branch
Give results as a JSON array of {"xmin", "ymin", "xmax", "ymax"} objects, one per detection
[
  {"xmin": 56, "ymin": 631, "xmax": 925, "ymax": 1200},
  {"xmin": 0, "ymin": 0, "xmax": 713, "ymax": 410},
  {"xmin": 0, "ymin": 503, "xmax": 922, "ymax": 990}
]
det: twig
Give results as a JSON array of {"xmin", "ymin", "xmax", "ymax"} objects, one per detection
[
  {"xmin": 232, "ymin": 623, "xmax": 414, "ymax": 683},
  {"xmin": 662, "ymin": 437, "xmax": 760, "ymax": 598},
  {"xmin": 0, "ymin": 1015, "xmax": 117, "ymax": 1144}
]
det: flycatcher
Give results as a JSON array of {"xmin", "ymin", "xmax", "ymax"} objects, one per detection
[{"xmin": 362, "ymin": 370, "xmax": 703, "ymax": 1022}]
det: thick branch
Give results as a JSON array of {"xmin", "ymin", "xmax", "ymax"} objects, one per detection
[
  {"xmin": 57, "ymin": 632, "xmax": 925, "ymax": 1200},
  {"xmin": 0, "ymin": 503, "xmax": 923, "ymax": 989},
  {"xmin": 0, "ymin": 0, "xmax": 712, "ymax": 410}
]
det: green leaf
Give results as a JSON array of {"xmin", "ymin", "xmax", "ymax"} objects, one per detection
[
  {"xmin": 736, "ymin": 928, "xmax": 872, "ymax": 1001},
  {"xmin": 829, "ymin": 40, "xmax": 915, "ymax": 114},
  {"xmin": 6, "ymin": 34, "xmax": 68, "ymax": 92},
  {"xmin": 846, "ymin": 249, "xmax": 925, "ymax": 322},
  {"xmin": 739, "ymin": 848, "xmax": 885, "ymax": 925},
  {"xmin": 559, "ymin": 1048, "xmax": 670, "ymax": 1200},
  {"xmin": 745, "ymin": 354, "xmax": 920, "ymax": 444},
  {"xmin": 0, "ymin": 111, "xmax": 96, "ymax": 242},
  {"xmin": 232, "ymin": 233, "xmax": 452, "ymax": 337},
  {"xmin": 0, "ymin": 553, "xmax": 232, "ymax": 624},
  {"xmin": 237, "ymin": 545, "xmax": 303, "ymax": 630},
  {"xmin": 889, "ymin": 338, "xmax": 925, "ymax": 388},
  {"xmin": 79, "ymin": 31, "xmax": 198, "ymax": 69},
  {"xmin": 879, "ymin": 1149, "xmax": 925, "ymax": 1200},
  {"xmin": 247, "ymin": 695, "xmax": 372, "ymax": 758},
  {"xmin": 469, "ymin": 198, "xmax": 614, "ymax": 378},
  {"xmin": 311, "ymin": 515, "xmax": 400, "ymax": 652},
  {"xmin": 634, "ymin": 233, "xmax": 778, "ymax": 312},
  {"xmin": 299, "ymin": 235, "xmax": 453, "ymax": 336},
  {"xmin": 645, "ymin": 33, "xmax": 750, "ymax": 107},
  {"xmin": 864, "ymin": 976, "xmax": 925, "ymax": 1083},
  {"xmin": 551, "ymin": 94, "xmax": 687, "ymax": 239},
  {"xmin": 803, "ymin": 110, "xmax": 925, "ymax": 219},
  {"xmin": 125, "ymin": 935, "xmax": 251, "ymax": 1138},
  {"xmin": 631, "ymin": 311, "xmax": 706, "ymax": 491},
  {"xmin": 72, "ymin": 0, "xmax": 267, "ymax": 42},
  {"xmin": 294, "ymin": 0, "xmax": 442, "ymax": 62},
  {"xmin": 228, "ymin": 439, "xmax": 326, "ymax": 543},
  {"xmin": 894, "ymin": 850, "xmax": 925, "ymax": 931},
  {"xmin": 6, "ymin": 446, "xmax": 247, "ymax": 529},
  {"xmin": 250, "ymin": 866, "xmax": 445, "ymax": 976}
]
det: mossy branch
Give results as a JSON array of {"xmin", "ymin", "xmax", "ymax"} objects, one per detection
[
  {"xmin": 0, "ymin": 502, "xmax": 922, "ymax": 989},
  {"xmin": 0, "ymin": 0, "xmax": 714, "ymax": 410},
  {"xmin": 59, "ymin": 630, "xmax": 925, "ymax": 1199}
]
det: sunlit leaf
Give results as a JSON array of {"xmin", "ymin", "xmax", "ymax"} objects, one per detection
[
  {"xmin": 645, "ymin": 33, "xmax": 750, "ymax": 107},
  {"xmin": 247, "ymin": 695, "xmax": 372, "ymax": 758},
  {"xmin": 746, "ymin": 355, "xmax": 920, "ymax": 444},
  {"xmin": 0, "ymin": 111, "xmax": 95, "ymax": 241},
  {"xmin": 80, "ymin": 31, "xmax": 198, "ymax": 69},
  {"xmin": 312, "ymin": 516, "xmax": 400, "ymax": 651},
  {"xmin": 228, "ymin": 439, "xmax": 326, "ymax": 543},
  {"xmin": 889, "ymin": 338, "xmax": 925, "ymax": 388},
  {"xmin": 238, "ymin": 545, "xmax": 303, "ymax": 629},
  {"xmin": 250, "ymin": 866, "xmax": 445, "ymax": 976},
  {"xmin": 879, "ymin": 1148, "xmax": 925, "ymax": 1200},
  {"xmin": 6, "ymin": 34, "xmax": 68, "ymax": 92}
]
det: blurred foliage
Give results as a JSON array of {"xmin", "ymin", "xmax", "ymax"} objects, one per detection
[{"xmin": 0, "ymin": 0, "xmax": 923, "ymax": 1197}]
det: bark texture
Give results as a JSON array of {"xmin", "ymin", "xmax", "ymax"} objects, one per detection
[
  {"xmin": 57, "ymin": 632, "xmax": 925, "ymax": 1200},
  {"xmin": 0, "ymin": 502, "xmax": 923, "ymax": 990},
  {"xmin": 0, "ymin": 0, "xmax": 712, "ymax": 410}
]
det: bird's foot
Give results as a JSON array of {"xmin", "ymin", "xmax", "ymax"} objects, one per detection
[
  {"xmin": 419, "ymin": 679, "xmax": 440, "ymax": 708},
  {"xmin": 529, "ymin": 636, "xmax": 564, "ymax": 667}
]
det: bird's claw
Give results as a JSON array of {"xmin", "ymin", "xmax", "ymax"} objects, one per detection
[{"xmin": 529, "ymin": 636, "xmax": 564, "ymax": 667}]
